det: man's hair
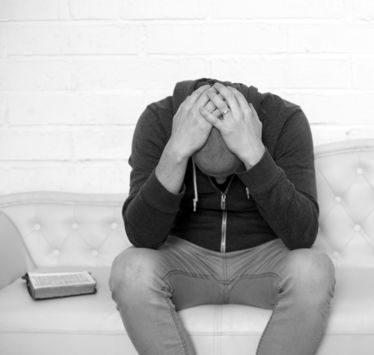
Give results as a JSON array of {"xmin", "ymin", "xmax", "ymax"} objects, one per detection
[{"xmin": 195, "ymin": 78, "xmax": 234, "ymax": 90}]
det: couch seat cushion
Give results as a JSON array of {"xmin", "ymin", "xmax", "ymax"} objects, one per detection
[{"xmin": 0, "ymin": 266, "xmax": 374, "ymax": 355}]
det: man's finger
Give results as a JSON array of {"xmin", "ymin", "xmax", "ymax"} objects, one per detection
[
  {"xmin": 204, "ymin": 100, "xmax": 216, "ymax": 112},
  {"xmin": 199, "ymin": 106, "xmax": 223, "ymax": 129},
  {"xmin": 249, "ymin": 103, "xmax": 259, "ymax": 118},
  {"xmin": 207, "ymin": 89, "xmax": 231, "ymax": 116},
  {"xmin": 212, "ymin": 82, "xmax": 240, "ymax": 117},
  {"xmin": 230, "ymin": 86, "xmax": 252, "ymax": 114},
  {"xmin": 186, "ymin": 84, "xmax": 211, "ymax": 106},
  {"xmin": 203, "ymin": 99, "xmax": 224, "ymax": 118}
]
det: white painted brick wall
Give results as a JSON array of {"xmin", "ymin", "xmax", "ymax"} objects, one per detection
[{"xmin": 0, "ymin": 0, "xmax": 374, "ymax": 193}]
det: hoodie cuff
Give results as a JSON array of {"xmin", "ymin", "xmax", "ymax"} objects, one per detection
[
  {"xmin": 236, "ymin": 148, "xmax": 282, "ymax": 195},
  {"xmin": 140, "ymin": 169, "xmax": 186, "ymax": 213}
]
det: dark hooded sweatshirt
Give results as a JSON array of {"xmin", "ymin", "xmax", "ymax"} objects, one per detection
[{"xmin": 122, "ymin": 77, "xmax": 319, "ymax": 252}]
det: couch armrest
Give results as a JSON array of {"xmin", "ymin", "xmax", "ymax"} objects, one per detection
[{"xmin": 0, "ymin": 211, "xmax": 30, "ymax": 290}]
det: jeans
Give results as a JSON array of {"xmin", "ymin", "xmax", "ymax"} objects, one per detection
[{"xmin": 109, "ymin": 235, "xmax": 336, "ymax": 355}]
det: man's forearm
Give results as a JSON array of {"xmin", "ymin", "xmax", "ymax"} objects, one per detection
[
  {"xmin": 237, "ymin": 148, "xmax": 319, "ymax": 249},
  {"xmin": 123, "ymin": 140, "xmax": 188, "ymax": 249},
  {"xmin": 155, "ymin": 140, "xmax": 189, "ymax": 194}
]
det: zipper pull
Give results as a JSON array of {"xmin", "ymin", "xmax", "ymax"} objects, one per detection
[
  {"xmin": 221, "ymin": 193, "xmax": 226, "ymax": 210},
  {"xmin": 193, "ymin": 198, "xmax": 197, "ymax": 212},
  {"xmin": 245, "ymin": 187, "xmax": 250, "ymax": 199}
]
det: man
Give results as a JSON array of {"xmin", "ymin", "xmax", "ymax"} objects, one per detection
[{"xmin": 109, "ymin": 77, "xmax": 336, "ymax": 355}]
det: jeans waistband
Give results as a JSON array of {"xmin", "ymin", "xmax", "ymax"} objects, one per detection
[{"xmin": 165, "ymin": 234, "xmax": 281, "ymax": 260}]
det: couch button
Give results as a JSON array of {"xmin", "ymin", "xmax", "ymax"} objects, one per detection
[
  {"xmin": 53, "ymin": 249, "xmax": 60, "ymax": 256},
  {"xmin": 111, "ymin": 222, "xmax": 118, "ymax": 229},
  {"xmin": 357, "ymin": 167, "xmax": 363, "ymax": 174},
  {"xmin": 34, "ymin": 223, "xmax": 41, "ymax": 230},
  {"xmin": 335, "ymin": 196, "xmax": 342, "ymax": 203},
  {"xmin": 354, "ymin": 224, "xmax": 361, "ymax": 231},
  {"xmin": 332, "ymin": 251, "xmax": 339, "ymax": 257},
  {"xmin": 72, "ymin": 222, "xmax": 79, "ymax": 229},
  {"xmin": 92, "ymin": 249, "xmax": 99, "ymax": 257}
]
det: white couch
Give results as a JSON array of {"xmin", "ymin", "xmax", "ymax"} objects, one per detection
[{"xmin": 1, "ymin": 138, "xmax": 374, "ymax": 355}]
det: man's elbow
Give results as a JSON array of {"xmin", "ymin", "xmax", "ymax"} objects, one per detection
[
  {"xmin": 124, "ymin": 218, "xmax": 165, "ymax": 249},
  {"xmin": 285, "ymin": 207, "xmax": 319, "ymax": 250}
]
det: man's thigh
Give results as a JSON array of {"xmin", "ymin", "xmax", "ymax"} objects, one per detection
[
  {"xmin": 123, "ymin": 235, "xmax": 227, "ymax": 311},
  {"xmin": 226, "ymin": 238, "xmax": 334, "ymax": 308},
  {"xmin": 224, "ymin": 238, "xmax": 287, "ymax": 308}
]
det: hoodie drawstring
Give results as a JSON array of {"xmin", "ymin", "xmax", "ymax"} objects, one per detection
[
  {"xmin": 192, "ymin": 159, "xmax": 251, "ymax": 212},
  {"xmin": 192, "ymin": 159, "xmax": 198, "ymax": 212}
]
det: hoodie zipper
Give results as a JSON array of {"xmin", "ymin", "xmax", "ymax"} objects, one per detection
[
  {"xmin": 208, "ymin": 175, "xmax": 234, "ymax": 253},
  {"xmin": 220, "ymin": 193, "xmax": 227, "ymax": 253}
]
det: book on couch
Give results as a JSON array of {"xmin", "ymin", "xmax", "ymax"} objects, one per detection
[{"xmin": 22, "ymin": 270, "xmax": 97, "ymax": 300}]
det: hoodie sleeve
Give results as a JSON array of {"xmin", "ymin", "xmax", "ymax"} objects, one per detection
[
  {"xmin": 236, "ymin": 107, "xmax": 319, "ymax": 250},
  {"xmin": 122, "ymin": 103, "xmax": 185, "ymax": 249}
]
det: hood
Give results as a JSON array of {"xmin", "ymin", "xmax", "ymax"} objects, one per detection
[
  {"xmin": 171, "ymin": 77, "xmax": 262, "ymax": 116},
  {"xmin": 171, "ymin": 77, "xmax": 257, "ymax": 212}
]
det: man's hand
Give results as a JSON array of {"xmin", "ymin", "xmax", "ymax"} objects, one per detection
[
  {"xmin": 199, "ymin": 82, "xmax": 265, "ymax": 169},
  {"xmin": 168, "ymin": 84, "xmax": 214, "ymax": 160}
]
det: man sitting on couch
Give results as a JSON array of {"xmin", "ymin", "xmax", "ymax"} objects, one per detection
[{"xmin": 109, "ymin": 77, "xmax": 336, "ymax": 355}]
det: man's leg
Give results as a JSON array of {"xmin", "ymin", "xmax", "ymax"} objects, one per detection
[
  {"xmin": 109, "ymin": 235, "xmax": 226, "ymax": 355},
  {"xmin": 227, "ymin": 238, "xmax": 336, "ymax": 355}
]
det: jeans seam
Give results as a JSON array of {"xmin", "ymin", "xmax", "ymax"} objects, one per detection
[
  {"xmin": 235, "ymin": 271, "xmax": 280, "ymax": 281},
  {"xmin": 163, "ymin": 296, "xmax": 190, "ymax": 355},
  {"xmin": 162, "ymin": 270, "xmax": 216, "ymax": 282},
  {"xmin": 254, "ymin": 272, "xmax": 282, "ymax": 355}
]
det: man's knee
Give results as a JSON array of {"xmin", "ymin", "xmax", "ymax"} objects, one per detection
[
  {"xmin": 109, "ymin": 247, "xmax": 167, "ymax": 303},
  {"xmin": 281, "ymin": 249, "xmax": 336, "ymax": 306}
]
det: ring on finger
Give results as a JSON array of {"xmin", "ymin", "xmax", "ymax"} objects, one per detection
[{"xmin": 222, "ymin": 106, "xmax": 231, "ymax": 115}]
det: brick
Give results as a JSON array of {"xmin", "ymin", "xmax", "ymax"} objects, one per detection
[
  {"xmin": 144, "ymin": 23, "xmax": 286, "ymax": 54},
  {"xmin": 120, "ymin": 0, "xmax": 344, "ymax": 19},
  {"xmin": 72, "ymin": 127, "xmax": 134, "ymax": 160},
  {"xmin": 0, "ymin": 166, "xmax": 10, "ymax": 193},
  {"xmin": 69, "ymin": 161, "xmax": 130, "ymax": 193},
  {"xmin": 353, "ymin": 0, "xmax": 374, "ymax": 21},
  {"xmin": 68, "ymin": 0, "xmax": 121, "ymax": 19},
  {"xmin": 287, "ymin": 24, "xmax": 349, "ymax": 54},
  {"xmin": 0, "ymin": 163, "xmax": 73, "ymax": 192},
  {"xmin": 0, "ymin": 59, "xmax": 70, "ymax": 90},
  {"xmin": 287, "ymin": 23, "xmax": 374, "ymax": 54},
  {"xmin": 352, "ymin": 58, "xmax": 374, "ymax": 89},
  {"xmin": 211, "ymin": 57, "xmax": 350, "ymax": 89},
  {"xmin": 1, "ymin": 161, "xmax": 130, "ymax": 193},
  {"xmin": 207, "ymin": 0, "xmax": 345, "ymax": 19},
  {"xmin": 278, "ymin": 91, "xmax": 374, "ymax": 125},
  {"xmin": 7, "ymin": 92, "xmax": 144, "ymax": 126},
  {"xmin": 141, "ymin": 89, "xmax": 172, "ymax": 108},
  {"xmin": 120, "ymin": 0, "xmax": 208, "ymax": 19},
  {"xmin": 311, "ymin": 124, "xmax": 374, "ymax": 146},
  {"xmin": 0, "ymin": 128, "xmax": 73, "ymax": 160},
  {"xmin": 0, "ymin": 95, "xmax": 6, "ymax": 124},
  {"xmin": 7, "ymin": 23, "xmax": 142, "ymax": 55},
  {"xmin": 70, "ymin": 57, "xmax": 209, "ymax": 90},
  {"xmin": 0, "ymin": 25, "xmax": 6, "ymax": 57},
  {"xmin": 0, "ymin": 0, "xmax": 61, "ymax": 21}
]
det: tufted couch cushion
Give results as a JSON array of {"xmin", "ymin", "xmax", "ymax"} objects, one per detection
[
  {"xmin": 313, "ymin": 139, "xmax": 374, "ymax": 268},
  {"xmin": 1, "ymin": 138, "xmax": 374, "ymax": 355}
]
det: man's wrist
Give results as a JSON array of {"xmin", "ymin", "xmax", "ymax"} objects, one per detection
[
  {"xmin": 165, "ymin": 139, "xmax": 190, "ymax": 164},
  {"xmin": 241, "ymin": 143, "xmax": 266, "ymax": 170}
]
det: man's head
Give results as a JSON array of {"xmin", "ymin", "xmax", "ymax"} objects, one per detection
[{"xmin": 192, "ymin": 127, "xmax": 242, "ymax": 178}]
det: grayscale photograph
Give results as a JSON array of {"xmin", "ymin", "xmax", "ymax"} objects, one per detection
[{"xmin": 0, "ymin": 1, "xmax": 373, "ymax": 354}]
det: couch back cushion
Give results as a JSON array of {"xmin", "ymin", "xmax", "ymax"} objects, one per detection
[
  {"xmin": 0, "ymin": 192, "xmax": 130, "ymax": 267},
  {"xmin": 314, "ymin": 139, "xmax": 374, "ymax": 267}
]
